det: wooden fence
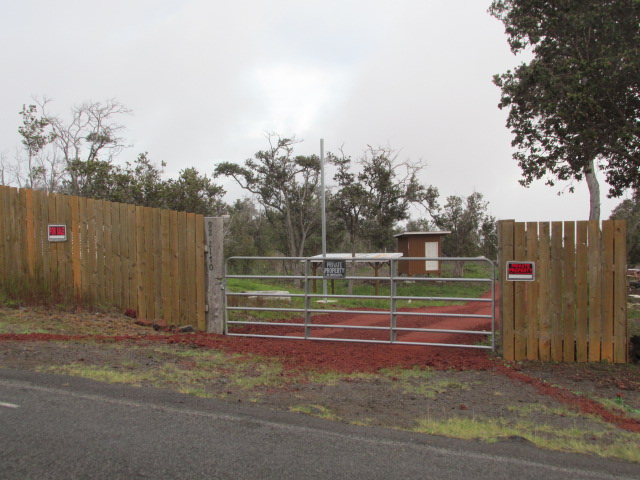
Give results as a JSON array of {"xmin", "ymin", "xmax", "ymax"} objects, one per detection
[
  {"xmin": 0, "ymin": 186, "xmax": 206, "ymax": 330},
  {"xmin": 498, "ymin": 220, "xmax": 628, "ymax": 363}
]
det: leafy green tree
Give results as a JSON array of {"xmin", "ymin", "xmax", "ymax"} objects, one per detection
[
  {"xmin": 434, "ymin": 192, "xmax": 496, "ymax": 276},
  {"xmin": 330, "ymin": 146, "xmax": 438, "ymax": 253},
  {"xmin": 404, "ymin": 217, "xmax": 437, "ymax": 232},
  {"xmin": 215, "ymin": 134, "xmax": 321, "ymax": 265},
  {"xmin": 61, "ymin": 153, "xmax": 226, "ymax": 215},
  {"xmin": 328, "ymin": 150, "xmax": 369, "ymax": 256},
  {"xmin": 490, "ymin": 0, "xmax": 640, "ymax": 220},
  {"xmin": 359, "ymin": 146, "xmax": 434, "ymax": 251},
  {"xmin": 60, "ymin": 158, "xmax": 119, "ymax": 199},
  {"xmin": 609, "ymin": 193, "xmax": 640, "ymax": 266},
  {"xmin": 224, "ymin": 198, "xmax": 279, "ymax": 273},
  {"xmin": 40, "ymin": 98, "xmax": 130, "ymax": 195},
  {"xmin": 162, "ymin": 167, "xmax": 225, "ymax": 215},
  {"xmin": 16, "ymin": 104, "xmax": 57, "ymax": 190},
  {"xmin": 116, "ymin": 153, "xmax": 167, "ymax": 207},
  {"xmin": 60, "ymin": 153, "xmax": 165, "ymax": 207}
]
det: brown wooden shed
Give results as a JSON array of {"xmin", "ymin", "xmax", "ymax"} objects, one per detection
[{"xmin": 394, "ymin": 231, "xmax": 450, "ymax": 276}]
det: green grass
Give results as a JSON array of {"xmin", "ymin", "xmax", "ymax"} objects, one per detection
[
  {"xmin": 412, "ymin": 416, "xmax": 640, "ymax": 463},
  {"xmin": 628, "ymin": 298, "xmax": 640, "ymax": 337},
  {"xmin": 290, "ymin": 404, "xmax": 341, "ymax": 421},
  {"xmin": 0, "ymin": 272, "xmax": 75, "ymax": 308},
  {"xmin": 596, "ymin": 396, "xmax": 640, "ymax": 421},
  {"xmin": 0, "ymin": 319, "xmax": 51, "ymax": 335},
  {"xmin": 379, "ymin": 366, "xmax": 470, "ymax": 398},
  {"xmin": 37, "ymin": 345, "xmax": 290, "ymax": 397},
  {"xmin": 307, "ymin": 370, "xmax": 378, "ymax": 385}
]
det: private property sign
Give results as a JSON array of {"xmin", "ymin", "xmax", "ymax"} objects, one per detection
[
  {"xmin": 506, "ymin": 261, "xmax": 535, "ymax": 281},
  {"xmin": 323, "ymin": 260, "xmax": 346, "ymax": 278}
]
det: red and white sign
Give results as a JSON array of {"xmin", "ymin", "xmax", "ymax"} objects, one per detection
[
  {"xmin": 506, "ymin": 261, "xmax": 535, "ymax": 281},
  {"xmin": 48, "ymin": 225, "xmax": 67, "ymax": 242}
]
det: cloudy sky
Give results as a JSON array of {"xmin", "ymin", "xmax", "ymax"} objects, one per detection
[{"xmin": 0, "ymin": 0, "xmax": 628, "ymax": 222}]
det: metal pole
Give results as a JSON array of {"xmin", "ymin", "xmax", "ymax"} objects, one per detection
[{"xmin": 321, "ymin": 138, "xmax": 328, "ymax": 298}]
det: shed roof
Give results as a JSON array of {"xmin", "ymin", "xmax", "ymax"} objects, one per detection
[
  {"xmin": 394, "ymin": 231, "xmax": 450, "ymax": 238},
  {"xmin": 308, "ymin": 253, "xmax": 402, "ymax": 263}
]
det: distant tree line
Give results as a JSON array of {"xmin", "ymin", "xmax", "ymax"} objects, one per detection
[
  {"xmin": 3, "ymin": 99, "xmax": 504, "ymax": 272},
  {"xmin": 4, "ymin": 98, "xmax": 224, "ymax": 216}
]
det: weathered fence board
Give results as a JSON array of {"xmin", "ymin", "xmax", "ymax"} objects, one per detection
[
  {"xmin": 575, "ymin": 221, "xmax": 589, "ymax": 362},
  {"xmin": 170, "ymin": 210, "xmax": 180, "ymax": 325},
  {"xmin": 562, "ymin": 222, "xmax": 576, "ymax": 362},
  {"xmin": 499, "ymin": 220, "xmax": 628, "ymax": 363},
  {"xmin": 514, "ymin": 222, "xmax": 526, "ymax": 360},
  {"xmin": 587, "ymin": 221, "xmax": 602, "ymax": 362},
  {"xmin": 0, "ymin": 187, "xmax": 208, "ymax": 329},
  {"xmin": 538, "ymin": 222, "xmax": 551, "ymax": 361},
  {"xmin": 525, "ymin": 222, "xmax": 539, "ymax": 360},
  {"xmin": 498, "ymin": 220, "xmax": 515, "ymax": 360},
  {"xmin": 614, "ymin": 221, "xmax": 628, "ymax": 363},
  {"xmin": 602, "ymin": 221, "xmax": 615, "ymax": 362},
  {"xmin": 550, "ymin": 222, "xmax": 563, "ymax": 360}
]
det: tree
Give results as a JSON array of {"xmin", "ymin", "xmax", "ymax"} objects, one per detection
[
  {"xmin": 13, "ymin": 104, "xmax": 62, "ymax": 191},
  {"xmin": 61, "ymin": 153, "xmax": 226, "ymax": 215},
  {"xmin": 0, "ymin": 151, "xmax": 8, "ymax": 185},
  {"xmin": 59, "ymin": 152, "xmax": 165, "ymax": 206},
  {"xmin": 225, "ymin": 198, "xmax": 277, "ymax": 274},
  {"xmin": 328, "ymin": 149, "xmax": 369, "ymax": 257},
  {"xmin": 116, "ymin": 153, "xmax": 167, "ymax": 207},
  {"xmin": 490, "ymin": 0, "xmax": 640, "ymax": 220},
  {"xmin": 59, "ymin": 157, "xmax": 119, "ymax": 199},
  {"xmin": 330, "ymin": 146, "xmax": 438, "ymax": 253},
  {"xmin": 17, "ymin": 104, "xmax": 55, "ymax": 189},
  {"xmin": 40, "ymin": 98, "xmax": 131, "ymax": 195},
  {"xmin": 162, "ymin": 167, "xmax": 226, "ymax": 215},
  {"xmin": 433, "ymin": 192, "xmax": 496, "ymax": 276},
  {"xmin": 609, "ymin": 192, "xmax": 640, "ymax": 265},
  {"xmin": 359, "ymin": 146, "xmax": 437, "ymax": 251},
  {"xmin": 404, "ymin": 217, "xmax": 437, "ymax": 232},
  {"xmin": 215, "ymin": 134, "xmax": 321, "ymax": 267}
]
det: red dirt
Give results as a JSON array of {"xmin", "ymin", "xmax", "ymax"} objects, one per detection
[
  {"xmin": 2, "ymin": 331, "xmax": 640, "ymax": 432},
  {"xmin": 0, "ymin": 331, "xmax": 495, "ymax": 372},
  {"xmin": 494, "ymin": 363, "xmax": 640, "ymax": 433},
  {"xmin": 234, "ymin": 290, "xmax": 495, "ymax": 345},
  {"xmin": 2, "ymin": 288, "xmax": 640, "ymax": 434}
]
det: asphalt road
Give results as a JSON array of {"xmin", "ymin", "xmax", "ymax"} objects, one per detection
[{"xmin": 0, "ymin": 369, "xmax": 638, "ymax": 480}]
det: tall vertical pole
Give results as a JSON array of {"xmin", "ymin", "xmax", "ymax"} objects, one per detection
[{"xmin": 320, "ymin": 139, "xmax": 328, "ymax": 297}]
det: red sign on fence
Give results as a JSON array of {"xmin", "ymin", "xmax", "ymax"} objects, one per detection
[
  {"xmin": 48, "ymin": 224, "xmax": 67, "ymax": 242},
  {"xmin": 506, "ymin": 261, "xmax": 535, "ymax": 281}
]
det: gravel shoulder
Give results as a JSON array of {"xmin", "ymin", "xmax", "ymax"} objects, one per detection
[{"xmin": 1, "ymin": 304, "xmax": 640, "ymax": 464}]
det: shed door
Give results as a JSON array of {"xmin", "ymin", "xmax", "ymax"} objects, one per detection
[{"xmin": 425, "ymin": 241, "xmax": 439, "ymax": 271}]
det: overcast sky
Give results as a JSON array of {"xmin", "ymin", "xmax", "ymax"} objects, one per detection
[{"xmin": 0, "ymin": 0, "xmax": 628, "ymax": 222}]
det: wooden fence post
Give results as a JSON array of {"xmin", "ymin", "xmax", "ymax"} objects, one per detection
[
  {"xmin": 497, "ymin": 219, "xmax": 515, "ymax": 360},
  {"xmin": 205, "ymin": 217, "xmax": 224, "ymax": 334}
]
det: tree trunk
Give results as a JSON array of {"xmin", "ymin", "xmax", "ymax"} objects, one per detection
[
  {"xmin": 452, "ymin": 260, "xmax": 465, "ymax": 278},
  {"xmin": 585, "ymin": 160, "xmax": 601, "ymax": 221},
  {"xmin": 348, "ymin": 231, "xmax": 356, "ymax": 295}
]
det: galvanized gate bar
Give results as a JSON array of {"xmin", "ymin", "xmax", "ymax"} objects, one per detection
[
  {"xmin": 228, "ymin": 292, "xmax": 492, "ymax": 302},
  {"xmin": 224, "ymin": 256, "xmax": 496, "ymax": 350}
]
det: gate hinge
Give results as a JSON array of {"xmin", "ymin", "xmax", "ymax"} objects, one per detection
[{"xmin": 205, "ymin": 304, "xmax": 209, "ymax": 313}]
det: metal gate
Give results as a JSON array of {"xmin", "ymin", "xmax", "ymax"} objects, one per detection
[{"xmin": 224, "ymin": 256, "xmax": 496, "ymax": 350}]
